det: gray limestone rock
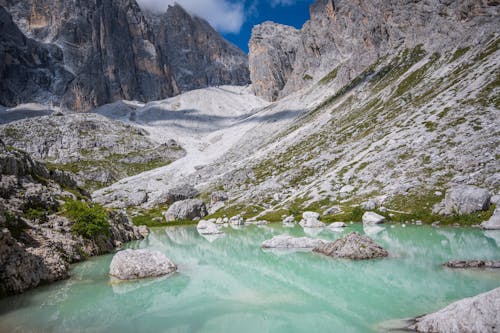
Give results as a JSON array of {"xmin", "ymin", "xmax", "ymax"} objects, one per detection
[
  {"xmin": 164, "ymin": 199, "xmax": 207, "ymax": 222},
  {"xmin": 362, "ymin": 212, "xmax": 385, "ymax": 225},
  {"xmin": 436, "ymin": 185, "xmax": 490, "ymax": 215},
  {"xmin": 481, "ymin": 208, "xmax": 500, "ymax": 230},
  {"xmin": 1, "ymin": 0, "xmax": 177, "ymax": 111},
  {"xmin": 313, "ymin": 232, "xmax": 389, "ymax": 259},
  {"xmin": 109, "ymin": 249, "xmax": 176, "ymax": 280},
  {"xmin": 407, "ymin": 287, "xmax": 500, "ymax": 333},
  {"xmin": 249, "ymin": 22, "xmax": 301, "ymax": 101},
  {"xmin": 444, "ymin": 260, "xmax": 500, "ymax": 269},
  {"xmin": 197, "ymin": 219, "xmax": 224, "ymax": 235},
  {"xmin": 299, "ymin": 211, "xmax": 325, "ymax": 228}
]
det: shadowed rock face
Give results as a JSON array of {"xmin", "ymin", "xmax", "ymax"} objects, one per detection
[
  {"xmin": 249, "ymin": 0, "xmax": 500, "ymax": 101},
  {"xmin": 0, "ymin": 6, "xmax": 74, "ymax": 107},
  {"xmin": 146, "ymin": 4, "xmax": 250, "ymax": 93},
  {"xmin": 0, "ymin": 0, "xmax": 176, "ymax": 111}
]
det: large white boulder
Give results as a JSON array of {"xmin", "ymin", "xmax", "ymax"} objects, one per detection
[
  {"xmin": 362, "ymin": 211, "xmax": 385, "ymax": 224},
  {"xmin": 481, "ymin": 208, "xmax": 500, "ymax": 230},
  {"xmin": 434, "ymin": 185, "xmax": 490, "ymax": 215},
  {"xmin": 261, "ymin": 234, "xmax": 325, "ymax": 249},
  {"xmin": 109, "ymin": 249, "xmax": 177, "ymax": 280},
  {"xmin": 299, "ymin": 211, "xmax": 325, "ymax": 228},
  {"xmin": 163, "ymin": 199, "xmax": 207, "ymax": 221},
  {"xmin": 408, "ymin": 287, "xmax": 500, "ymax": 333},
  {"xmin": 197, "ymin": 219, "xmax": 224, "ymax": 235}
]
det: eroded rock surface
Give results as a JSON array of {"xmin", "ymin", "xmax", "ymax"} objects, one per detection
[
  {"xmin": 434, "ymin": 185, "xmax": 490, "ymax": 215},
  {"xmin": 407, "ymin": 287, "xmax": 500, "ymax": 333},
  {"xmin": 146, "ymin": 4, "xmax": 249, "ymax": 93},
  {"xmin": 313, "ymin": 232, "xmax": 389, "ymax": 259},
  {"xmin": 164, "ymin": 199, "xmax": 207, "ymax": 222},
  {"xmin": 249, "ymin": 0, "xmax": 500, "ymax": 101}
]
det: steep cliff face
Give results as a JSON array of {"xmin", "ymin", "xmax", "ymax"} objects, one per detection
[
  {"xmin": 0, "ymin": 0, "xmax": 177, "ymax": 111},
  {"xmin": 249, "ymin": 0, "xmax": 500, "ymax": 101},
  {"xmin": 146, "ymin": 4, "xmax": 250, "ymax": 93},
  {"xmin": 0, "ymin": 6, "xmax": 74, "ymax": 107},
  {"xmin": 249, "ymin": 22, "xmax": 301, "ymax": 101}
]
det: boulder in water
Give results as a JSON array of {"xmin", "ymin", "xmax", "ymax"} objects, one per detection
[
  {"xmin": 313, "ymin": 232, "xmax": 388, "ymax": 259},
  {"xmin": 109, "ymin": 249, "xmax": 177, "ymax": 280}
]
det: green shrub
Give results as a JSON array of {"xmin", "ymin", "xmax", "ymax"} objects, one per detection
[{"xmin": 64, "ymin": 200, "xmax": 110, "ymax": 239}]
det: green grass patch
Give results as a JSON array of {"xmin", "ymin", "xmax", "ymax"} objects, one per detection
[
  {"xmin": 63, "ymin": 199, "xmax": 110, "ymax": 239},
  {"xmin": 303, "ymin": 74, "xmax": 313, "ymax": 81},
  {"xmin": 319, "ymin": 67, "xmax": 339, "ymax": 85},
  {"xmin": 385, "ymin": 192, "xmax": 496, "ymax": 226},
  {"xmin": 449, "ymin": 46, "xmax": 470, "ymax": 63}
]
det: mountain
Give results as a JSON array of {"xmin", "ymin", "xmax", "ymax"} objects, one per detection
[
  {"xmin": 0, "ymin": 0, "xmax": 177, "ymax": 111},
  {"xmin": 250, "ymin": 0, "xmax": 499, "ymax": 101},
  {"xmin": 94, "ymin": 0, "xmax": 499, "ymax": 228},
  {"xmin": 0, "ymin": 0, "xmax": 249, "ymax": 111},
  {"xmin": 145, "ymin": 4, "xmax": 250, "ymax": 93}
]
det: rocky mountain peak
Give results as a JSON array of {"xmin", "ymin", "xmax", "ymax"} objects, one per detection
[
  {"xmin": 0, "ymin": 0, "xmax": 249, "ymax": 111},
  {"xmin": 249, "ymin": 0, "xmax": 500, "ymax": 101},
  {"xmin": 248, "ymin": 22, "xmax": 301, "ymax": 101},
  {"xmin": 145, "ymin": 3, "xmax": 250, "ymax": 93}
]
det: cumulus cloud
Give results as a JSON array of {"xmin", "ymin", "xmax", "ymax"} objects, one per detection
[{"xmin": 136, "ymin": 0, "xmax": 245, "ymax": 34}]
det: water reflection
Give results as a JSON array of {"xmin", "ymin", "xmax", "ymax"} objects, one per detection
[{"xmin": 0, "ymin": 224, "xmax": 499, "ymax": 333}]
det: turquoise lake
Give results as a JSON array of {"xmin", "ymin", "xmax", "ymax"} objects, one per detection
[{"xmin": 1, "ymin": 224, "xmax": 499, "ymax": 333}]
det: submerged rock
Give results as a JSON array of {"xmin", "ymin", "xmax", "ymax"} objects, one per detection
[
  {"xmin": 434, "ymin": 185, "xmax": 490, "ymax": 215},
  {"xmin": 313, "ymin": 232, "xmax": 388, "ymax": 259},
  {"xmin": 109, "ymin": 249, "xmax": 177, "ymax": 280},
  {"xmin": 362, "ymin": 212, "xmax": 385, "ymax": 225},
  {"xmin": 163, "ymin": 199, "xmax": 207, "ymax": 222},
  {"xmin": 407, "ymin": 287, "xmax": 500, "ymax": 333},
  {"xmin": 444, "ymin": 260, "xmax": 500, "ymax": 269},
  {"xmin": 261, "ymin": 234, "xmax": 325, "ymax": 249},
  {"xmin": 197, "ymin": 219, "xmax": 224, "ymax": 235}
]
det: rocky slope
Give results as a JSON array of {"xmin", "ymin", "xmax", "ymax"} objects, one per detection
[
  {"xmin": 249, "ymin": 0, "xmax": 500, "ymax": 101},
  {"xmin": 146, "ymin": 4, "xmax": 250, "ymax": 93},
  {"xmin": 0, "ymin": 111, "xmax": 186, "ymax": 190},
  {"xmin": 93, "ymin": 1, "xmax": 499, "ymax": 228},
  {"xmin": 0, "ymin": 141, "xmax": 144, "ymax": 296}
]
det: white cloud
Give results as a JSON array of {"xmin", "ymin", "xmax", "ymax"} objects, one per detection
[
  {"xmin": 269, "ymin": 0, "xmax": 303, "ymax": 7},
  {"xmin": 136, "ymin": 0, "xmax": 245, "ymax": 34}
]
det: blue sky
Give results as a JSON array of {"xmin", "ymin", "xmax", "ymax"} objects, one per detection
[
  {"xmin": 223, "ymin": 0, "xmax": 316, "ymax": 53},
  {"xmin": 136, "ymin": 0, "xmax": 316, "ymax": 53}
]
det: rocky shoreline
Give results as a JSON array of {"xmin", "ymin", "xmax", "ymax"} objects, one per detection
[{"xmin": 0, "ymin": 141, "xmax": 145, "ymax": 296}]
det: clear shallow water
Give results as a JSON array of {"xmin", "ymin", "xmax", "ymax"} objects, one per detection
[{"xmin": 1, "ymin": 224, "xmax": 500, "ymax": 333}]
